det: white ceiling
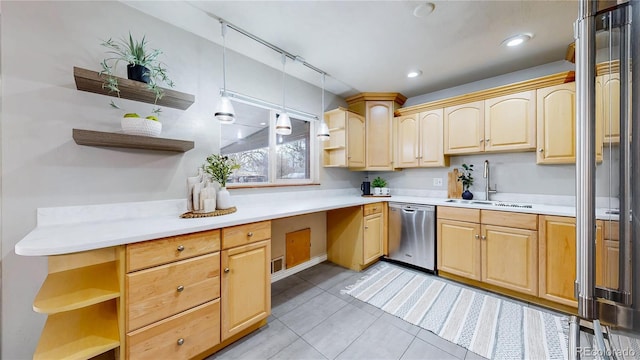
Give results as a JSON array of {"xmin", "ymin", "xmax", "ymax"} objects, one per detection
[{"xmin": 181, "ymin": 0, "xmax": 578, "ymax": 99}]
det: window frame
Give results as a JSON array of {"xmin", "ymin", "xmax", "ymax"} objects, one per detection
[{"xmin": 222, "ymin": 94, "xmax": 320, "ymax": 189}]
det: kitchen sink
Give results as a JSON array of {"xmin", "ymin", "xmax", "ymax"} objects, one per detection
[{"xmin": 444, "ymin": 199, "xmax": 533, "ymax": 209}]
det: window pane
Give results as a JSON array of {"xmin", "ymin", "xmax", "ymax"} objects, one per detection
[
  {"xmin": 220, "ymin": 102, "xmax": 269, "ymax": 184},
  {"xmin": 276, "ymin": 117, "xmax": 310, "ymax": 180}
]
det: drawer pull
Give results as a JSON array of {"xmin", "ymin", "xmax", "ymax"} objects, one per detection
[
  {"xmin": 177, "ymin": 338, "xmax": 185, "ymax": 346},
  {"xmin": 177, "ymin": 285, "xmax": 185, "ymax": 292},
  {"xmin": 177, "ymin": 245, "xmax": 185, "ymax": 252},
  {"xmin": 247, "ymin": 232, "xmax": 254, "ymax": 237},
  {"xmin": 224, "ymin": 268, "xmax": 230, "ymax": 273}
]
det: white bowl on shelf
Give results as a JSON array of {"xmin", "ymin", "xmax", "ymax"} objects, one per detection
[{"xmin": 121, "ymin": 117, "xmax": 162, "ymax": 137}]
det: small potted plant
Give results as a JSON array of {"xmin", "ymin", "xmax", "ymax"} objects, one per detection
[
  {"xmin": 458, "ymin": 163, "xmax": 474, "ymax": 200},
  {"xmin": 100, "ymin": 32, "xmax": 175, "ymax": 115},
  {"xmin": 372, "ymin": 176, "xmax": 389, "ymax": 196},
  {"xmin": 203, "ymin": 154, "xmax": 241, "ymax": 209}
]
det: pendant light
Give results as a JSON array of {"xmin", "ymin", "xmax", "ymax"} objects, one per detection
[
  {"xmin": 317, "ymin": 73, "xmax": 330, "ymax": 141},
  {"xmin": 215, "ymin": 21, "xmax": 235, "ymax": 124},
  {"xmin": 275, "ymin": 53, "xmax": 292, "ymax": 135}
]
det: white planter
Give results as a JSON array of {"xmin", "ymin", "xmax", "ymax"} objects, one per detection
[
  {"xmin": 216, "ymin": 187, "xmax": 233, "ymax": 210},
  {"xmin": 121, "ymin": 117, "xmax": 162, "ymax": 137},
  {"xmin": 373, "ymin": 187, "xmax": 390, "ymax": 196}
]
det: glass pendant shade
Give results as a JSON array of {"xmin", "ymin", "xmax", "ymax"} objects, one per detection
[
  {"xmin": 215, "ymin": 95, "xmax": 235, "ymax": 124},
  {"xmin": 317, "ymin": 121, "xmax": 330, "ymax": 141},
  {"xmin": 275, "ymin": 113, "xmax": 292, "ymax": 135}
]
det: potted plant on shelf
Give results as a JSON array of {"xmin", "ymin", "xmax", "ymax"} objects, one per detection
[
  {"xmin": 99, "ymin": 32, "xmax": 175, "ymax": 115},
  {"xmin": 372, "ymin": 176, "xmax": 389, "ymax": 196},
  {"xmin": 203, "ymin": 154, "xmax": 241, "ymax": 210},
  {"xmin": 458, "ymin": 163, "xmax": 474, "ymax": 200}
]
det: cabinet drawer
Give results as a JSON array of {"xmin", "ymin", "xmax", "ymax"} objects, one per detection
[
  {"xmin": 222, "ymin": 221, "xmax": 271, "ymax": 249},
  {"xmin": 127, "ymin": 299, "xmax": 220, "ymax": 360},
  {"xmin": 127, "ymin": 230, "xmax": 221, "ymax": 272},
  {"xmin": 363, "ymin": 203, "xmax": 383, "ymax": 216},
  {"xmin": 126, "ymin": 252, "xmax": 220, "ymax": 332},
  {"xmin": 481, "ymin": 210, "xmax": 537, "ymax": 230},
  {"xmin": 437, "ymin": 206, "xmax": 480, "ymax": 223}
]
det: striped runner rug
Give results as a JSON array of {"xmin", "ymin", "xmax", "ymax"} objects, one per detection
[{"xmin": 343, "ymin": 263, "xmax": 569, "ymax": 359}]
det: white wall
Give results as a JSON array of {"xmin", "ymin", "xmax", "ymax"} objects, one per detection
[{"xmin": 0, "ymin": 2, "xmax": 356, "ymax": 358}]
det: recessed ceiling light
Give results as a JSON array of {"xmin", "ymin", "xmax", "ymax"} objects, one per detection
[
  {"xmin": 407, "ymin": 70, "xmax": 423, "ymax": 78},
  {"xmin": 260, "ymin": 122, "xmax": 267, "ymax": 126},
  {"xmin": 502, "ymin": 34, "xmax": 532, "ymax": 47},
  {"xmin": 413, "ymin": 2, "xmax": 435, "ymax": 18}
]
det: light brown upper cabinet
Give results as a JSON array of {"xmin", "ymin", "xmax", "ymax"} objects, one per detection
[
  {"xmin": 483, "ymin": 90, "xmax": 536, "ymax": 152},
  {"xmin": 394, "ymin": 109, "xmax": 448, "ymax": 168},
  {"xmin": 444, "ymin": 91, "xmax": 536, "ymax": 155},
  {"xmin": 537, "ymin": 82, "xmax": 603, "ymax": 164},
  {"xmin": 444, "ymin": 101, "xmax": 484, "ymax": 154},
  {"xmin": 322, "ymin": 108, "xmax": 365, "ymax": 168},
  {"xmin": 345, "ymin": 93, "xmax": 407, "ymax": 171},
  {"xmin": 597, "ymin": 73, "xmax": 621, "ymax": 144}
]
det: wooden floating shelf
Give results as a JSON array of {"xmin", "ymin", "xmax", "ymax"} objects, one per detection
[
  {"xmin": 34, "ymin": 262, "xmax": 120, "ymax": 314},
  {"xmin": 73, "ymin": 129, "xmax": 194, "ymax": 153},
  {"xmin": 73, "ymin": 66, "xmax": 195, "ymax": 110}
]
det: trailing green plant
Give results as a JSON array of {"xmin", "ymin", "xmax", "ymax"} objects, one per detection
[
  {"xmin": 457, "ymin": 163, "xmax": 474, "ymax": 190},
  {"xmin": 203, "ymin": 154, "xmax": 241, "ymax": 188},
  {"xmin": 372, "ymin": 176, "xmax": 387, "ymax": 188},
  {"xmin": 99, "ymin": 33, "xmax": 174, "ymax": 115}
]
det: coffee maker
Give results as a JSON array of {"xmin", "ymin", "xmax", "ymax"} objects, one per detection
[{"xmin": 361, "ymin": 180, "xmax": 371, "ymax": 196}]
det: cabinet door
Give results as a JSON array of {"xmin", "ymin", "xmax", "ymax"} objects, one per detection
[
  {"xmin": 365, "ymin": 101, "xmax": 394, "ymax": 170},
  {"xmin": 444, "ymin": 101, "xmax": 484, "ymax": 154},
  {"xmin": 395, "ymin": 114, "xmax": 419, "ymax": 168},
  {"xmin": 536, "ymin": 83, "xmax": 576, "ymax": 164},
  {"xmin": 363, "ymin": 213, "xmax": 383, "ymax": 264},
  {"xmin": 481, "ymin": 225, "xmax": 538, "ymax": 296},
  {"xmin": 221, "ymin": 240, "xmax": 271, "ymax": 341},
  {"xmin": 437, "ymin": 219, "xmax": 481, "ymax": 280},
  {"xmin": 602, "ymin": 220, "xmax": 619, "ymax": 289},
  {"xmin": 539, "ymin": 217, "xmax": 603, "ymax": 307},
  {"xmin": 602, "ymin": 73, "xmax": 621, "ymax": 144},
  {"xmin": 347, "ymin": 112, "xmax": 366, "ymax": 168},
  {"xmin": 484, "ymin": 91, "xmax": 536, "ymax": 152},
  {"xmin": 419, "ymin": 109, "xmax": 447, "ymax": 167}
]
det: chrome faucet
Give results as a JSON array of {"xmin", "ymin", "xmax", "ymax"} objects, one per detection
[{"xmin": 484, "ymin": 160, "xmax": 497, "ymax": 201}]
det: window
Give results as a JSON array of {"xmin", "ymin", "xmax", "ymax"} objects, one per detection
[{"xmin": 220, "ymin": 99, "xmax": 318, "ymax": 187}]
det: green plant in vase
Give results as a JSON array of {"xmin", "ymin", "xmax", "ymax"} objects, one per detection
[
  {"xmin": 457, "ymin": 163, "xmax": 474, "ymax": 200},
  {"xmin": 371, "ymin": 176, "xmax": 389, "ymax": 196}
]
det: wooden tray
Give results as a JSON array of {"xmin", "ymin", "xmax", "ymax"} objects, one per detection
[{"xmin": 180, "ymin": 207, "xmax": 237, "ymax": 218}]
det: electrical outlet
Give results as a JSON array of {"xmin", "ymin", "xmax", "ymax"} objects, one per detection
[{"xmin": 433, "ymin": 178, "xmax": 443, "ymax": 187}]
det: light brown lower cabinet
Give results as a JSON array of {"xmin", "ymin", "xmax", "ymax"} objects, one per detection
[
  {"xmin": 601, "ymin": 220, "xmax": 620, "ymax": 289},
  {"xmin": 538, "ymin": 215, "xmax": 603, "ymax": 307},
  {"xmin": 221, "ymin": 239, "xmax": 271, "ymax": 341},
  {"xmin": 327, "ymin": 202, "xmax": 386, "ymax": 271},
  {"xmin": 438, "ymin": 207, "xmax": 538, "ymax": 296}
]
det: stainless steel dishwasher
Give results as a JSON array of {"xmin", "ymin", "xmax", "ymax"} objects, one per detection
[{"xmin": 386, "ymin": 203, "xmax": 435, "ymax": 271}]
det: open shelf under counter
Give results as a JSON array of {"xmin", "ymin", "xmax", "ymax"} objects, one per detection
[
  {"xmin": 34, "ymin": 301, "xmax": 120, "ymax": 360},
  {"xmin": 34, "ymin": 261, "xmax": 120, "ymax": 314},
  {"xmin": 73, "ymin": 66, "xmax": 195, "ymax": 110},
  {"xmin": 73, "ymin": 128, "xmax": 195, "ymax": 152}
]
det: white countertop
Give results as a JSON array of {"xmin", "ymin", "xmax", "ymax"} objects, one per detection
[{"xmin": 15, "ymin": 189, "xmax": 618, "ymax": 257}]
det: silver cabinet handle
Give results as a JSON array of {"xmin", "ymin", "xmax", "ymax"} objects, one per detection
[
  {"xmin": 177, "ymin": 338, "xmax": 185, "ymax": 346},
  {"xmin": 485, "ymin": 138, "xmax": 490, "ymax": 142},
  {"xmin": 539, "ymin": 148, "xmax": 544, "ymax": 152},
  {"xmin": 224, "ymin": 268, "xmax": 230, "ymax": 273},
  {"xmin": 481, "ymin": 235, "xmax": 487, "ymax": 240},
  {"xmin": 365, "ymin": 226, "xmax": 369, "ymax": 229},
  {"xmin": 177, "ymin": 285, "xmax": 184, "ymax": 292},
  {"xmin": 247, "ymin": 232, "xmax": 254, "ymax": 237},
  {"xmin": 177, "ymin": 245, "xmax": 185, "ymax": 252},
  {"xmin": 479, "ymin": 139, "xmax": 484, "ymax": 143},
  {"xmin": 475, "ymin": 234, "xmax": 479, "ymax": 239}
]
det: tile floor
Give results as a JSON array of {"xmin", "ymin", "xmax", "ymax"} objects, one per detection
[{"xmin": 209, "ymin": 261, "xmax": 490, "ymax": 360}]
